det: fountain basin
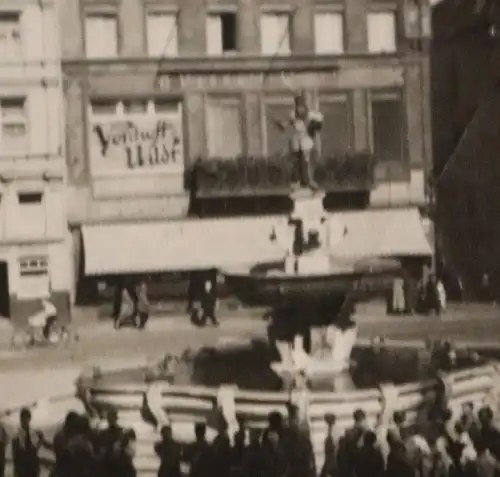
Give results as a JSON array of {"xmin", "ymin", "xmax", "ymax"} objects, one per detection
[
  {"xmin": 3, "ymin": 341, "xmax": 500, "ymax": 477},
  {"xmin": 222, "ymin": 256, "xmax": 402, "ymax": 306}
]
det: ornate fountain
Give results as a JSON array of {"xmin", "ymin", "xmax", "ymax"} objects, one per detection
[{"xmin": 223, "ymin": 187, "xmax": 401, "ymax": 392}]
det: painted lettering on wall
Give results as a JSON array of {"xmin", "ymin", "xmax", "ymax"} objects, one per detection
[{"xmin": 89, "ymin": 112, "xmax": 185, "ymax": 176}]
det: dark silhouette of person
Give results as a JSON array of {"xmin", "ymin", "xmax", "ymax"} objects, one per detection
[
  {"xmin": 200, "ymin": 280, "xmax": 219, "ymax": 327},
  {"xmin": 12, "ymin": 408, "xmax": 47, "ymax": 477},
  {"xmin": 356, "ymin": 431, "xmax": 385, "ymax": 477},
  {"xmin": 187, "ymin": 423, "xmax": 211, "ymax": 477},
  {"xmin": 320, "ymin": 413, "xmax": 337, "ymax": 477},
  {"xmin": 97, "ymin": 409, "xmax": 124, "ymax": 477},
  {"xmin": 155, "ymin": 425, "xmax": 181, "ymax": 477},
  {"xmin": 241, "ymin": 429, "xmax": 263, "ymax": 477}
]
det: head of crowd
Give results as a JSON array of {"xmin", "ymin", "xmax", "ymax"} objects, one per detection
[{"xmin": 2, "ymin": 391, "xmax": 500, "ymax": 477}]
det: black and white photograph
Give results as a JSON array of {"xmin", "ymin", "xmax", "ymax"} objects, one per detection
[{"xmin": 0, "ymin": 0, "xmax": 499, "ymax": 476}]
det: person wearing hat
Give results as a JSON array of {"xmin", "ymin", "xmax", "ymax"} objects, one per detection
[{"xmin": 277, "ymin": 91, "xmax": 323, "ymax": 190}]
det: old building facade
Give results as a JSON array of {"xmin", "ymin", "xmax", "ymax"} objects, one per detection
[
  {"xmin": 61, "ymin": 0, "xmax": 433, "ymax": 287},
  {"xmin": 0, "ymin": 0, "xmax": 69, "ymax": 323}
]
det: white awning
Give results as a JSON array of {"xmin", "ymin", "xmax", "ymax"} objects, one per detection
[
  {"xmin": 81, "ymin": 217, "xmax": 284, "ymax": 275},
  {"xmin": 81, "ymin": 207, "xmax": 432, "ymax": 276},
  {"xmin": 333, "ymin": 207, "xmax": 433, "ymax": 259}
]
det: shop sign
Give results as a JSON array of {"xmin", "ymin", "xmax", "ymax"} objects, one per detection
[
  {"xmin": 89, "ymin": 114, "xmax": 184, "ymax": 175},
  {"xmin": 156, "ymin": 71, "xmax": 338, "ymax": 90}
]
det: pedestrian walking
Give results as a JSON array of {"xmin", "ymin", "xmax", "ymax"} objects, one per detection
[
  {"xmin": 136, "ymin": 280, "xmax": 150, "ymax": 330},
  {"xmin": 115, "ymin": 286, "xmax": 135, "ymax": 329},
  {"xmin": 200, "ymin": 280, "xmax": 219, "ymax": 327}
]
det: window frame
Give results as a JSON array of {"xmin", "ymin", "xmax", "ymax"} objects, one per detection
[
  {"xmin": 205, "ymin": 9, "xmax": 239, "ymax": 56},
  {"xmin": 368, "ymin": 88, "xmax": 407, "ymax": 170},
  {"xmin": 18, "ymin": 255, "xmax": 50, "ymax": 299},
  {"xmin": 259, "ymin": 8, "xmax": 292, "ymax": 57},
  {"xmin": 0, "ymin": 97, "xmax": 28, "ymax": 157},
  {"xmin": 204, "ymin": 94, "xmax": 245, "ymax": 158},
  {"xmin": 315, "ymin": 92, "xmax": 352, "ymax": 157},
  {"xmin": 83, "ymin": 8, "xmax": 119, "ymax": 59},
  {"xmin": 366, "ymin": 4, "xmax": 399, "ymax": 55},
  {"xmin": 261, "ymin": 95, "xmax": 294, "ymax": 156},
  {"xmin": 313, "ymin": 4, "xmax": 345, "ymax": 55},
  {"xmin": 144, "ymin": 6, "xmax": 179, "ymax": 58},
  {"xmin": 0, "ymin": 10, "xmax": 21, "ymax": 59}
]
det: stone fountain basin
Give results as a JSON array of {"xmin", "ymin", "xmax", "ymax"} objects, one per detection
[
  {"xmin": 222, "ymin": 256, "xmax": 402, "ymax": 306},
  {"xmin": 3, "ymin": 341, "xmax": 500, "ymax": 477}
]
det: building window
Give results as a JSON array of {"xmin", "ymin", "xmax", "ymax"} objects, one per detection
[
  {"xmin": 84, "ymin": 13, "xmax": 118, "ymax": 58},
  {"xmin": 206, "ymin": 12, "xmax": 237, "ymax": 55},
  {"xmin": 260, "ymin": 12, "xmax": 291, "ymax": 56},
  {"xmin": 314, "ymin": 12, "xmax": 344, "ymax": 54},
  {"xmin": 0, "ymin": 98, "xmax": 27, "ymax": 156},
  {"xmin": 318, "ymin": 96, "xmax": 350, "ymax": 156},
  {"xmin": 371, "ymin": 92, "xmax": 404, "ymax": 162},
  {"xmin": 206, "ymin": 98, "xmax": 243, "ymax": 158},
  {"xmin": 146, "ymin": 12, "xmax": 178, "ymax": 57},
  {"xmin": 367, "ymin": 11, "xmax": 397, "ymax": 53},
  {"xmin": 16, "ymin": 191, "xmax": 45, "ymax": 237},
  {"xmin": 0, "ymin": 12, "xmax": 21, "ymax": 59},
  {"xmin": 19, "ymin": 256, "xmax": 49, "ymax": 299},
  {"xmin": 265, "ymin": 100, "xmax": 293, "ymax": 156}
]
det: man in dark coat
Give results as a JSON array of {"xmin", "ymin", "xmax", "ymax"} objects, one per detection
[
  {"xmin": 200, "ymin": 280, "xmax": 219, "ymax": 327},
  {"xmin": 187, "ymin": 423, "xmax": 211, "ymax": 477},
  {"xmin": 155, "ymin": 425, "xmax": 181, "ymax": 477},
  {"xmin": 97, "ymin": 409, "xmax": 124, "ymax": 477},
  {"xmin": 12, "ymin": 408, "xmax": 47, "ymax": 477}
]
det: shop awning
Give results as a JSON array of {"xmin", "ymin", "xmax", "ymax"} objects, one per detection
[
  {"xmin": 81, "ymin": 207, "xmax": 432, "ymax": 276},
  {"xmin": 333, "ymin": 207, "xmax": 432, "ymax": 259},
  {"xmin": 81, "ymin": 217, "xmax": 285, "ymax": 275}
]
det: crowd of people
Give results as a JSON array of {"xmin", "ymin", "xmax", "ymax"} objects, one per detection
[{"xmin": 3, "ymin": 391, "xmax": 500, "ymax": 477}]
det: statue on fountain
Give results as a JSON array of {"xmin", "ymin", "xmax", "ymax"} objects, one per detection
[{"xmin": 276, "ymin": 90, "xmax": 324, "ymax": 191}]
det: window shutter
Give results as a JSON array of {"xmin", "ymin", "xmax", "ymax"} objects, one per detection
[
  {"xmin": 260, "ymin": 14, "xmax": 277, "ymax": 55},
  {"xmin": 276, "ymin": 14, "xmax": 290, "ymax": 55},
  {"xmin": 206, "ymin": 15, "xmax": 222, "ymax": 55}
]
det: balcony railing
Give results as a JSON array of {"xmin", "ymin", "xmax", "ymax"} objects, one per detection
[{"xmin": 193, "ymin": 152, "xmax": 375, "ymax": 197}]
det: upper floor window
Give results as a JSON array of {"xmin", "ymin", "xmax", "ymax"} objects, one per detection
[
  {"xmin": 367, "ymin": 11, "xmax": 397, "ymax": 53},
  {"xmin": 206, "ymin": 12, "xmax": 237, "ymax": 55},
  {"xmin": 146, "ymin": 11, "xmax": 178, "ymax": 57},
  {"xmin": 371, "ymin": 92, "xmax": 404, "ymax": 162},
  {"xmin": 260, "ymin": 12, "xmax": 291, "ymax": 56},
  {"xmin": 85, "ymin": 13, "xmax": 118, "ymax": 58},
  {"xmin": 0, "ymin": 12, "xmax": 21, "ymax": 60},
  {"xmin": 314, "ymin": 12, "xmax": 344, "ymax": 54},
  {"xmin": 0, "ymin": 98, "xmax": 28, "ymax": 156}
]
